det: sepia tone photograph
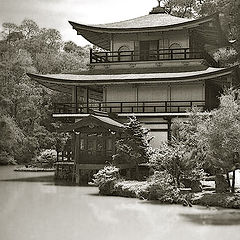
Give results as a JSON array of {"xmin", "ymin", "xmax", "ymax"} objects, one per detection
[{"xmin": 0, "ymin": 0, "xmax": 240, "ymax": 239}]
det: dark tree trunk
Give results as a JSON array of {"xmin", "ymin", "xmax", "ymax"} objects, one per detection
[
  {"xmin": 231, "ymin": 170, "xmax": 236, "ymax": 193},
  {"xmin": 176, "ymin": 174, "xmax": 181, "ymax": 188},
  {"xmin": 226, "ymin": 171, "xmax": 231, "ymax": 187},
  {"xmin": 135, "ymin": 164, "xmax": 140, "ymax": 181}
]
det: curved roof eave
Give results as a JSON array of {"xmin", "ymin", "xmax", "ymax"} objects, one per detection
[
  {"xmin": 69, "ymin": 12, "xmax": 228, "ymax": 50},
  {"xmin": 63, "ymin": 114, "xmax": 124, "ymax": 132},
  {"xmin": 27, "ymin": 66, "xmax": 238, "ymax": 89},
  {"xmin": 69, "ymin": 13, "xmax": 217, "ymax": 33}
]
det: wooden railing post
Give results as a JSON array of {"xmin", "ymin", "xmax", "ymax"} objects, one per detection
[
  {"xmin": 105, "ymin": 52, "xmax": 108, "ymax": 62},
  {"xmin": 131, "ymin": 51, "xmax": 134, "ymax": 61},
  {"xmin": 90, "ymin": 48, "xmax": 93, "ymax": 63},
  {"xmin": 165, "ymin": 101, "xmax": 168, "ymax": 112}
]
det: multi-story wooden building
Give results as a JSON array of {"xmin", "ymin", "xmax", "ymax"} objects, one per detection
[{"xmin": 28, "ymin": 3, "xmax": 239, "ymax": 183}]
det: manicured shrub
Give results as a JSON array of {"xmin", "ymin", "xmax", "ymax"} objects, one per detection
[
  {"xmin": 92, "ymin": 165, "xmax": 121, "ymax": 195},
  {"xmin": 140, "ymin": 171, "xmax": 181, "ymax": 203},
  {"xmin": 35, "ymin": 149, "xmax": 57, "ymax": 167}
]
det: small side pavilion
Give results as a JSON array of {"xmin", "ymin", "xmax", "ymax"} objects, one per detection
[{"xmin": 55, "ymin": 111, "xmax": 137, "ymax": 184}]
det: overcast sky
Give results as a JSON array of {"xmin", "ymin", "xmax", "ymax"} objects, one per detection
[{"xmin": 0, "ymin": 0, "xmax": 157, "ymax": 46}]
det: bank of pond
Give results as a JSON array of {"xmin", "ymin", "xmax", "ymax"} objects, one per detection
[
  {"xmin": 9, "ymin": 163, "xmax": 240, "ymax": 209},
  {"xmin": 95, "ymin": 179, "xmax": 240, "ymax": 209},
  {"xmin": 91, "ymin": 166, "xmax": 240, "ymax": 209}
]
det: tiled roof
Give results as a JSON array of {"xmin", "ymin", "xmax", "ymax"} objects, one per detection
[
  {"xmin": 28, "ymin": 67, "xmax": 233, "ymax": 84},
  {"xmin": 69, "ymin": 13, "xmax": 228, "ymax": 50},
  {"xmin": 27, "ymin": 66, "xmax": 239, "ymax": 93},
  {"xmin": 93, "ymin": 115, "xmax": 124, "ymax": 128},
  {"xmin": 63, "ymin": 114, "xmax": 124, "ymax": 132},
  {"xmin": 90, "ymin": 14, "xmax": 192, "ymax": 29}
]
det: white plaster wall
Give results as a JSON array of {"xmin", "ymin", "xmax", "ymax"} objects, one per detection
[
  {"xmin": 106, "ymin": 85, "xmax": 137, "ymax": 102},
  {"xmin": 112, "ymin": 30, "xmax": 189, "ymax": 51},
  {"xmin": 170, "ymin": 82, "xmax": 205, "ymax": 101},
  {"xmin": 137, "ymin": 84, "xmax": 169, "ymax": 101},
  {"xmin": 167, "ymin": 30, "xmax": 189, "ymax": 48},
  {"xmin": 105, "ymin": 82, "xmax": 205, "ymax": 104},
  {"xmin": 149, "ymin": 131, "xmax": 168, "ymax": 149},
  {"xmin": 113, "ymin": 40, "xmax": 135, "ymax": 52}
]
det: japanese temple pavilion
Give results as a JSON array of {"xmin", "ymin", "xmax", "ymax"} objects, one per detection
[{"xmin": 27, "ymin": 2, "xmax": 239, "ymax": 184}]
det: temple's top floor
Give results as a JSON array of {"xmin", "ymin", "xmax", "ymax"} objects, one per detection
[{"xmin": 69, "ymin": 4, "xmax": 229, "ymax": 51}]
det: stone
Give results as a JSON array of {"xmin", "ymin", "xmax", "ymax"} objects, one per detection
[
  {"xmin": 190, "ymin": 180, "xmax": 203, "ymax": 193},
  {"xmin": 181, "ymin": 178, "xmax": 202, "ymax": 193},
  {"xmin": 215, "ymin": 174, "xmax": 229, "ymax": 193}
]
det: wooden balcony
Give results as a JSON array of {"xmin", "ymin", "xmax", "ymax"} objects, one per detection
[
  {"xmin": 53, "ymin": 101, "xmax": 206, "ymax": 115},
  {"xmin": 90, "ymin": 48, "xmax": 218, "ymax": 67}
]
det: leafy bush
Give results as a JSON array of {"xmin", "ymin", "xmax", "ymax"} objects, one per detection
[
  {"xmin": 92, "ymin": 166, "xmax": 121, "ymax": 195},
  {"xmin": 150, "ymin": 112, "xmax": 206, "ymax": 187},
  {"xmin": 114, "ymin": 181, "xmax": 149, "ymax": 198},
  {"xmin": 140, "ymin": 171, "xmax": 181, "ymax": 203},
  {"xmin": 0, "ymin": 151, "xmax": 17, "ymax": 165},
  {"xmin": 35, "ymin": 149, "xmax": 57, "ymax": 167}
]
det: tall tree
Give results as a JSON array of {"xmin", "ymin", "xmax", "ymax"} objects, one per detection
[
  {"xmin": 113, "ymin": 116, "xmax": 151, "ymax": 178},
  {"xmin": 200, "ymin": 89, "xmax": 240, "ymax": 192},
  {"xmin": 0, "ymin": 19, "xmax": 88, "ymax": 164}
]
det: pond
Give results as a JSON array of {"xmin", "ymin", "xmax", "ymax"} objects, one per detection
[{"xmin": 0, "ymin": 166, "xmax": 240, "ymax": 240}]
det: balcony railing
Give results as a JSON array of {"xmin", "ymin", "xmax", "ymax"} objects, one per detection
[
  {"xmin": 90, "ymin": 48, "xmax": 218, "ymax": 66},
  {"xmin": 53, "ymin": 101, "xmax": 205, "ymax": 115}
]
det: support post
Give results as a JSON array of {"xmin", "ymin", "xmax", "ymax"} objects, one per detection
[
  {"xmin": 90, "ymin": 48, "xmax": 93, "ymax": 63},
  {"xmin": 164, "ymin": 117, "xmax": 172, "ymax": 142},
  {"xmin": 86, "ymin": 88, "xmax": 89, "ymax": 113}
]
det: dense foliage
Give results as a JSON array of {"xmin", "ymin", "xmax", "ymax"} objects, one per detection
[
  {"xmin": 0, "ymin": 19, "xmax": 89, "ymax": 164},
  {"xmin": 92, "ymin": 165, "xmax": 121, "ymax": 195},
  {"xmin": 142, "ymin": 171, "xmax": 182, "ymax": 202},
  {"xmin": 150, "ymin": 89, "xmax": 240, "ymax": 193},
  {"xmin": 199, "ymin": 89, "xmax": 240, "ymax": 192},
  {"xmin": 113, "ymin": 116, "xmax": 151, "ymax": 177},
  {"xmin": 162, "ymin": 0, "xmax": 240, "ymax": 65},
  {"xmin": 150, "ymin": 112, "xmax": 206, "ymax": 187}
]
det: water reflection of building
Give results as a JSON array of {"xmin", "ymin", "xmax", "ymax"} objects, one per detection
[{"xmin": 27, "ymin": 2, "xmax": 239, "ymax": 184}]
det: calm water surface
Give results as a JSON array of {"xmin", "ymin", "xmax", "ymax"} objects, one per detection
[{"xmin": 0, "ymin": 166, "xmax": 240, "ymax": 240}]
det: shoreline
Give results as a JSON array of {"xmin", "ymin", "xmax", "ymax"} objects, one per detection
[
  {"xmin": 14, "ymin": 166, "xmax": 55, "ymax": 172},
  {"xmin": 98, "ymin": 180, "xmax": 240, "ymax": 209}
]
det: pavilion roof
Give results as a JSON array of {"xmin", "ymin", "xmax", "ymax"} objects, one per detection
[
  {"xmin": 27, "ymin": 66, "xmax": 239, "ymax": 93},
  {"xmin": 63, "ymin": 114, "xmax": 124, "ymax": 132},
  {"xmin": 69, "ymin": 13, "xmax": 229, "ymax": 50}
]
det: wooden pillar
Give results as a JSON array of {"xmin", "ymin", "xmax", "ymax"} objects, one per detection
[
  {"xmin": 74, "ymin": 133, "xmax": 80, "ymax": 184},
  {"xmin": 86, "ymin": 88, "xmax": 89, "ymax": 113},
  {"xmin": 74, "ymin": 133, "xmax": 80, "ymax": 164},
  {"xmin": 164, "ymin": 117, "xmax": 172, "ymax": 142},
  {"xmin": 72, "ymin": 86, "xmax": 78, "ymax": 113}
]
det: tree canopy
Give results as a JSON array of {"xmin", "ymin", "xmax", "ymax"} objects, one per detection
[{"xmin": 0, "ymin": 19, "xmax": 89, "ymax": 164}]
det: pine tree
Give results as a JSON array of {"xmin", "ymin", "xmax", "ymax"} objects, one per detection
[{"xmin": 113, "ymin": 116, "xmax": 150, "ymax": 179}]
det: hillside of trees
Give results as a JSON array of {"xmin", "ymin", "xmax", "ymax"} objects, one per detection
[
  {"xmin": 0, "ymin": 0, "xmax": 240, "ymax": 165},
  {"xmin": 0, "ymin": 19, "xmax": 90, "ymax": 165}
]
